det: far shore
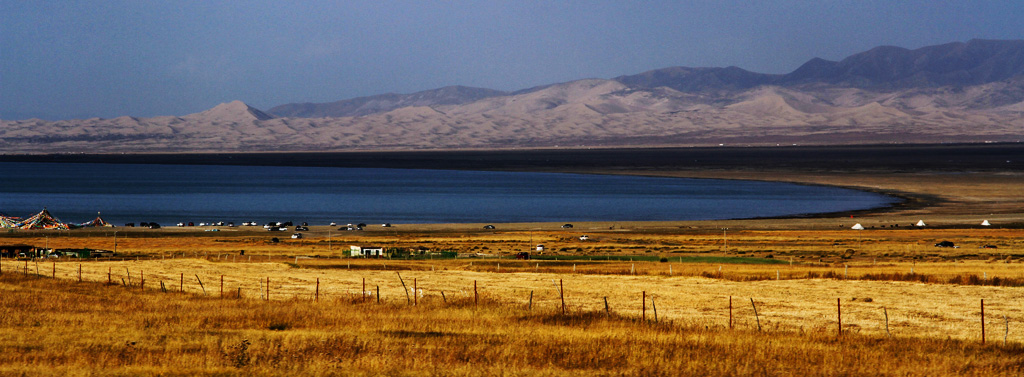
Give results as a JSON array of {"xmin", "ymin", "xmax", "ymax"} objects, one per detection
[{"xmin": 2, "ymin": 143, "xmax": 1022, "ymax": 230}]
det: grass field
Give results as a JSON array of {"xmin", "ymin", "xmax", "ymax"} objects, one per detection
[{"xmin": 3, "ymin": 154, "xmax": 1024, "ymax": 375}]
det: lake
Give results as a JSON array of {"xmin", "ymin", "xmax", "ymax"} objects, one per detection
[{"xmin": 0, "ymin": 162, "xmax": 896, "ymax": 225}]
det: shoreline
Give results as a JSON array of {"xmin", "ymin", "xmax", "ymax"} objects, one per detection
[{"xmin": 1, "ymin": 144, "xmax": 1022, "ymax": 228}]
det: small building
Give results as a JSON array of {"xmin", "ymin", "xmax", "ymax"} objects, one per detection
[
  {"xmin": 350, "ymin": 245, "xmax": 385, "ymax": 258},
  {"xmin": 536, "ymin": 244, "xmax": 545, "ymax": 251},
  {"xmin": 0, "ymin": 244, "xmax": 36, "ymax": 258}
]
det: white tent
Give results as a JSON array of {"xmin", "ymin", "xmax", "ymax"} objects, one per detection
[
  {"xmin": 851, "ymin": 223, "xmax": 865, "ymax": 230},
  {"xmin": 916, "ymin": 220, "xmax": 927, "ymax": 227},
  {"xmin": 981, "ymin": 220, "xmax": 991, "ymax": 226}
]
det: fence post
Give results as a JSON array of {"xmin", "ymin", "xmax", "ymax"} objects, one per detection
[
  {"xmin": 642, "ymin": 291, "xmax": 646, "ymax": 322},
  {"xmin": 981, "ymin": 299, "xmax": 986, "ymax": 344},
  {"xmin": 266, "ymin": 277, "xmax": 270, "ymax": 301},
  {"xmin": 529, "ymin": 291, "xmax": 533, "ymax": 310},
  {"xmin": 837, "ymin": 298, "xmax": 842, "ymax": 336},
  {"xmin": 362, "ymin": 277, "xmax": 366, "ymax": 303},
  {"xmin": 109, "ymin": 267, "xmax": 112, "ymax": 285},
  {"xmin": 474, "ymin": 280, "xmax": 478, "ymax": 306},
  {"xmin": 652, "ymin": 296, "xmax": 658, "ymax": 323},
  {"xmin": 316, "ymin": 278, "xmax": 320, "ymax": 302},
  {"xmin": 78, "ymin": 264, "xmax": 82, "ymax": 282},
  {"xmin": 751, "ymin": 298, "xmax": 761, "ymax": 331},
  {"xmin": 560, "ymin": 279, "xmax": 565, "ymax": 315},
  {"xmin": 196, "ymin": 275, "xmax": 206, "ymax": 295},
  {"xmin": 414, "ymin": 278, "xmax": 417, "ymax": 306},
  {"xmin": 180, "ymin": 273, "xmax": 183, "ymax": 293},
  {"xmin": 220, "ymin": 275, "xmax": 224, "ymax": 298},
  {"xmin": 884, "ymin": 307, "xmax": 891, "ymax": 338},
  {"xmin": 604, "ymin": 297, "xmax": 610, "ymax": 316},
  {"xmin": 397, "ymin": 272, "xmax": 410, "ymax": 305},
  {"xmin": 52, "ymin": 261, "xmax": 55, "ymax": 279},
  {"xmin": 729, "ymin": 296, "xmax": 733, "ymax": 330},
  {"xmin": 376, "ymin": 285, "xmax": 380, "ymax": 304}
]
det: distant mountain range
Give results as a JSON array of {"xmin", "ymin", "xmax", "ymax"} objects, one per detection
[{"xmin": 3, "ymin": 39, "xmax": 1023, "ymax": 153}]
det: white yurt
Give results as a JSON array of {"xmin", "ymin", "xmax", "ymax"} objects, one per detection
[
  {"xmin": 916, "ymin": 220, "xmax": 927, "ymax": 227},
  {"xmin": 981, "ymin": 220, "xmax": 991, "ymax": 226},
  {"xmin": 851, "ymin": 223, "xmax": 865, "ymax": 230}
]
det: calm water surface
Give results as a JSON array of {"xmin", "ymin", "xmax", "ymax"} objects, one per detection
[{"xmin": 0, "ymin": 162, "xmax": 896, "ymax": 225}]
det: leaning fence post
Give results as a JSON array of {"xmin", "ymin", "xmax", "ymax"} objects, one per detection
[
  {"xmin": 1004, "ymin": 315, "xmax": 1009, "ymax": 346},
  {"xmin": 397, "ymin": 272, "xmax": 410, "ymax": 305},
  {"xmin": 196, "ymin": 275, "xmax": 206, "ymax": 295},
  {"xmin": 884, "ymin": 307, "xmax": 891, "ymax": 338},
  {"xmin": 750, "ymin": 298, "xmax": 761, "ymax": 331},
  {"xmin": 529, "ymin": 291, "xmax": 533, "ymax": 310},
  {"xmin": 652, "ymin": 296, "xmax": 658, "ymax": 323},
  {"xmin": 560, "ymin": 279, "xmax": 565, "ymax": 315},
  {"xmin": 604, "ymin": 297, "xmax": 610, "ymax": 316},
  {"xmin": 315, "ymin": 278, "xmax": 320, "ymax": 302}
]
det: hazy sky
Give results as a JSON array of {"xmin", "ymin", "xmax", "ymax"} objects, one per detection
[{"xmin": 2, "ymin": 1, "xmax": 1022, "ymax": 120}]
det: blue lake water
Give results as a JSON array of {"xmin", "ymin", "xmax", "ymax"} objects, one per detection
[{"xmin": 0, "ymin": 162, "xmax": 897, "ymax": 225}]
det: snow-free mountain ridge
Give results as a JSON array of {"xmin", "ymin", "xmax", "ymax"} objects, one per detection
[{"xmin": 2, "ymin": 39, "xmax": 1023, "ymax": 153}]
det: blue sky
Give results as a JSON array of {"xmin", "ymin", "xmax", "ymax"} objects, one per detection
[{"xmin": 2, "ymin": 0, "xmax": 1022, "ymax": 120}]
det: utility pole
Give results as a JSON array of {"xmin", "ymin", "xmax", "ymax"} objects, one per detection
[{"xmin": 721, "ymin": 228, "xmax": 729, "ymax": 251}]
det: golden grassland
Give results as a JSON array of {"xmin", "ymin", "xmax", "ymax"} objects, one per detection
[
  {"xmin": 2, "ymin": 168, "xmax": 1024, "ymax": 375},
  {"xmin": 2, "ymin": 271, "xmax": 1024, "ymax": 376}
]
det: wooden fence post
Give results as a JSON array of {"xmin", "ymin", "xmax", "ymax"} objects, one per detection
[
  {"xmin": 52, "ymin": 261, "xmax": 55, "ymax": 278},
  {"xmin": 397, "ymin": 272, "xmax": 410, "ymax": 305},
  {"xmin": 362, "ymin": 277, "xmax": 366, "ymax": 303},
  {"xmin": 560, "ymin": 279, "xmax": 565, "ymax": 315},
  {"xmin": 266, "ymin": 277, "xmax": 270, "ymax": 301},
  {"xmin": 652, "ymin": 296, "xmax": 658, "ymax": 323},
  {"xmin": 196, "ymin": 275, "xmax": 206, "ymax": 295},
  {"xmin": 220, "ymin": 275, "xmax": 224, "ymax": 298},
  {"xmin": 981, "ymin": 299, "xmax": 986, "ymax": 344},
  {"xmin": 376, "ymin": 285, "xmax": 380, "ymax": 304},
  {"xmin": 729, "ymin": 296, "xmax": 733, "ymax": 330},
  {"xmin": 751, "ymin": 298, "xmax": 761, "ymax": 331},
  {"xmin": 474, "ymin": 280, "xmax": 478, "ymax": 306},
  {"xmin": 109, "ymin": 267, "xmax": 112, "ymax": 285},
  {"xmin": 414, "ymin": 278, "xmax": 417, "ymax": 306},
  {"xmin": 604, "ymin": 297, "xmax": 610, "ymax": 316},
  {"xmin": 529, "ymin": 291, "xmax": 533, "ymax": 310},
  {"xmin": 884, "ymin": 307, "xmax": 891, "ymax": 338},
  {"xmin": 78, "ymin": 264, "xmax": 82, "ymax": 282},
  {"xmin": 316, "ymin": 278, "xmax": 320, "ymax": 302},
  {"xmin": 837, "ymin": 298, "xmax": 842, "ymax": 336},
  {"xmin": 180, "ymin": 273, "xmax": 183, "ymax": 293},
  {"xmin": 642, "ymin": 291, "xmax": 646, "ymax": 322}
]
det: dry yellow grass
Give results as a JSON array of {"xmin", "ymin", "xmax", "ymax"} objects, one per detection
[
  {"xmin": 11, "ymin": 257, "xmax": 1024, "ymax": 343},
  {"xmin": 1, "ymin": 271, "xmax": 1023, "ymax": 376}
]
